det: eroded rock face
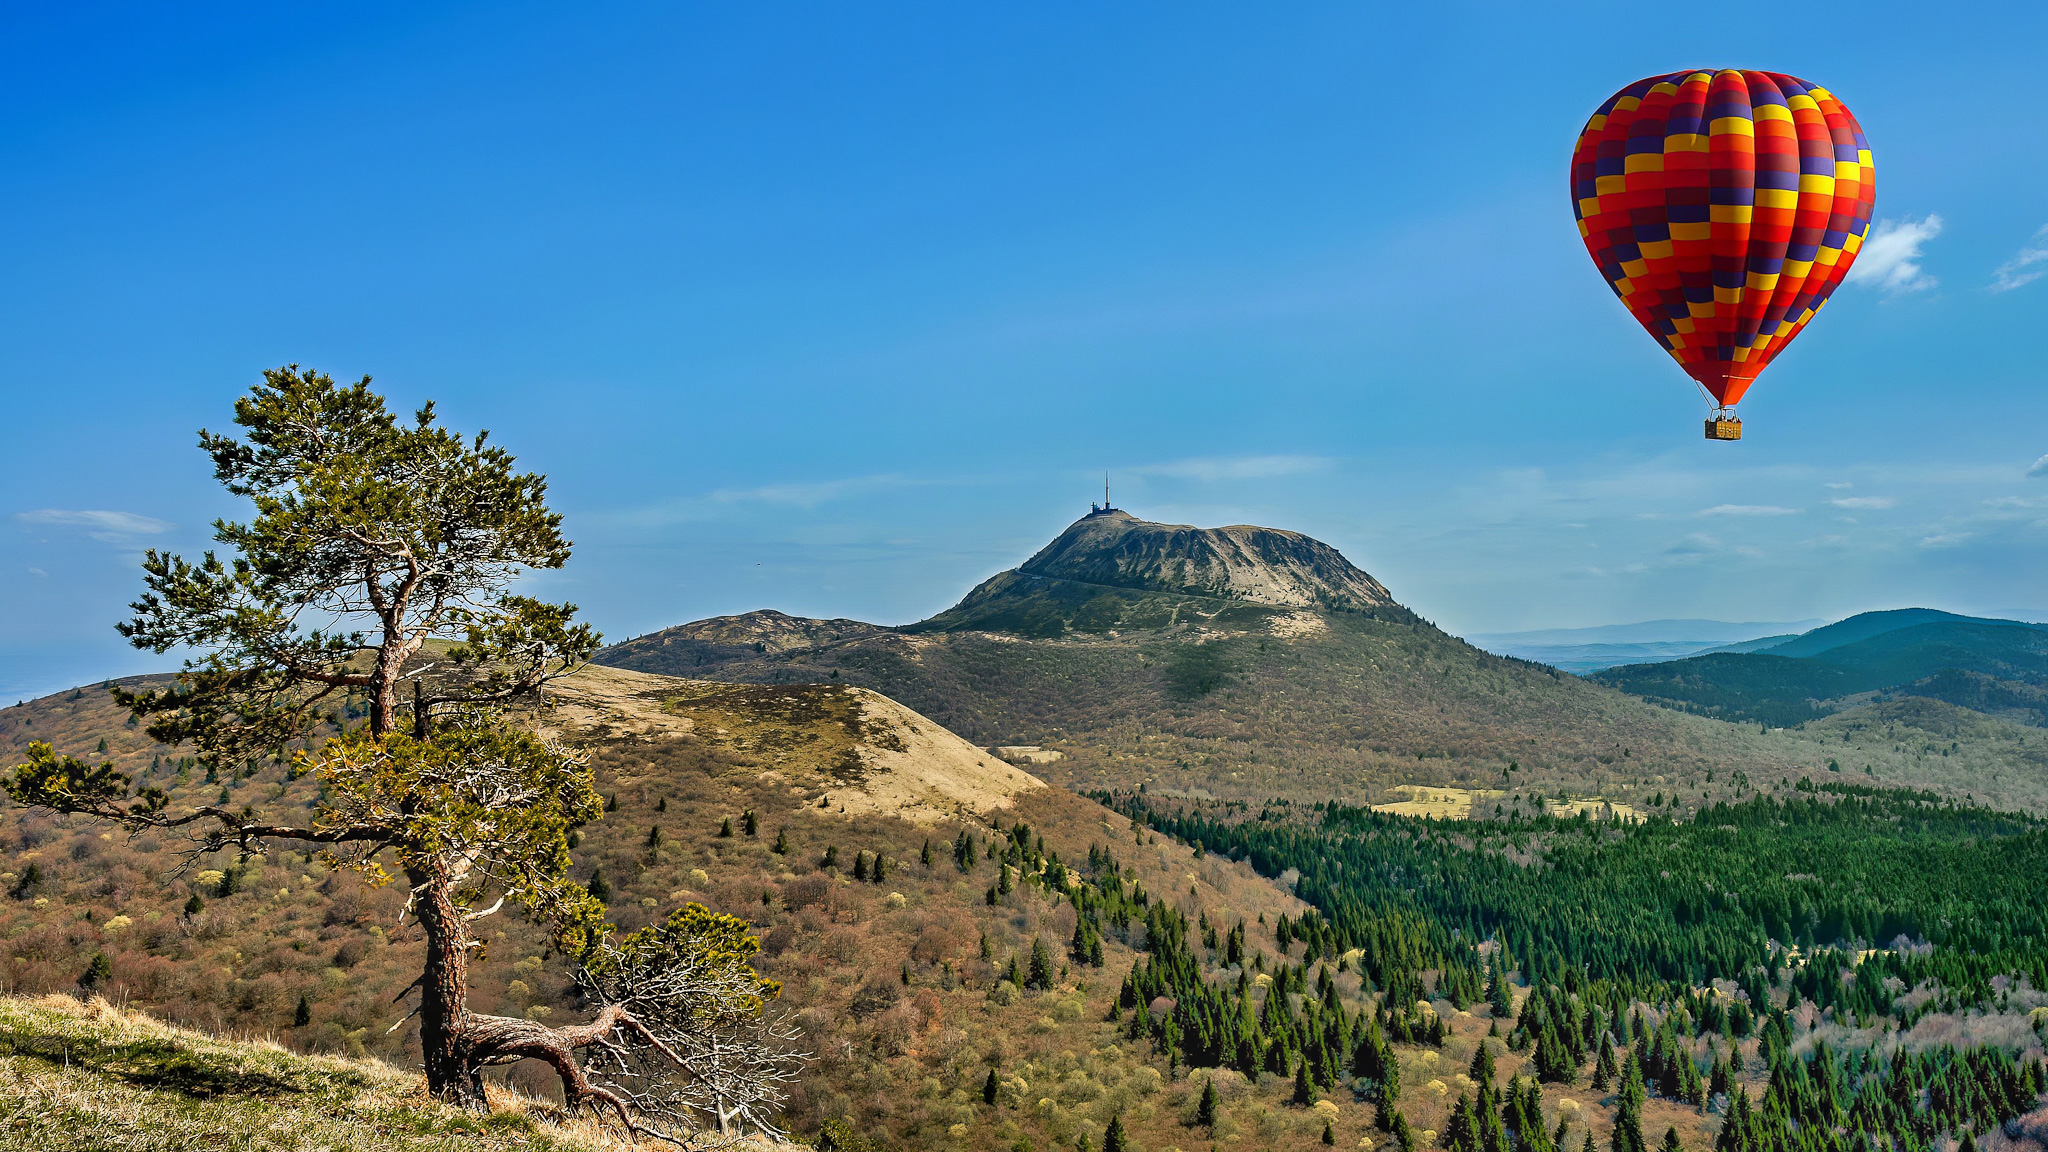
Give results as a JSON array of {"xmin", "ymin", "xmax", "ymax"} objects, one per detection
[{"xmin": 1014, "ymin": 511, "xmax": 1392, "ymax": 612}]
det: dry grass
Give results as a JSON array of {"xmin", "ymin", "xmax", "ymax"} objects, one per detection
[
  {"xmin": 0, "ymin": 994, "xmax": 713, "ymax": 1151},
  {"xmin": 1370, "ymin": 785, "xmax": 1505, "ymax": 820}
]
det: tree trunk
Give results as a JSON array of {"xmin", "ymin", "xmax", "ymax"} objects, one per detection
[
  {"xmin": 408, "ymin": 864, "xmax": 485, "ymax": 1108},
  {"xmin": 369, "ymin": 645, "xmax": 403, "ymax": 737}
]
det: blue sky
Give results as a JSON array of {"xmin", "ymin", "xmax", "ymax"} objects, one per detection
[{"xmin": 5, "ymin": 2, "xmax": 2046, "ymax": 700}]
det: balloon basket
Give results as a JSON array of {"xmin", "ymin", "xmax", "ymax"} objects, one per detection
[{"xmin": 1704, "ymin": 414, "xmax": 1742, "ymax": 441}]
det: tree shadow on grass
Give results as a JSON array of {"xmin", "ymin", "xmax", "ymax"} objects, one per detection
[{"xmin": 1, "ymin": 1031, "xmax": 365, "ymax": 1099}]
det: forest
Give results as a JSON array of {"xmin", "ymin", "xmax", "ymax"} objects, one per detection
[{"xmin": 1092, "ymin": 782, "xmax": 2048, "ymax": 1151}]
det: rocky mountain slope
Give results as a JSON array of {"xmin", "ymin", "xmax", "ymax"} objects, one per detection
[
  {"xmin": 598, "ymin": 510, "xmax": 2048, "ymax": 814},
  {"xmin": 998, "ymin": 509, "xmax": 1391, "ymax": 612}
]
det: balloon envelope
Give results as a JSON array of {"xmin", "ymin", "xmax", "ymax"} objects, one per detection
[{"xmin": 1571, "ymin": 70, "xmax": 1874, "ymax": 407}]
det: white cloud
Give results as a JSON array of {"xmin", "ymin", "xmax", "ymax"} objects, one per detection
[
  {"xmin": 1829, "ymin": 496, "xmax": 1895, "ymax": 510},
  {"xmin": 2028, "ymin": 454, "xmax": 2048, "ymax": 478},
  {"xmin": 1698, "ymin": 504, "xmax": 1799, "ymax": 517},
  {"xmin": 16, "ymin": 509, "xmax": 173, "ymax": 542},
  {"xmin": 1666, "ymin": 532, "xmax": 1720, "ymax": 555},
  {"xmin": 1920, "ymin": 532, "xmax": 1970, "ymax": 548},
  {"xmin": 1846, "ymin": 215, "xmax": 1943, "ymax": 294},
  {"xmin": 1990, "ymin": 225, "xmax": 2048, "ymax": 292},
  {"xmin": 1824, "ymin": 482, "xmax": 1853, "ymax": 490},
  {"xmin": 1127, "ymin": 455, "xmax": 1330, "ymax": 482}
]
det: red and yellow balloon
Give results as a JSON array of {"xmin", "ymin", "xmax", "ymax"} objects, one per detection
[{"xmin": 1571, "ymin": 70, "xmax": 1875, "ymax": 438}]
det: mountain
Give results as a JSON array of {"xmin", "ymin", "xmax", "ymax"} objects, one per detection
[
  {"xmin": 1467, "ymin": 618, "xmax": 1822, "ymax": 648},
  {"xmin": 598, "ymin": 509, "xmax": 2048, "ymax": 813},
  {"xmin": 1592, "ymin": 610, "xmax": 2048, "ymax": 728},
  {"xmin": 1755, "ymin": 607, "xmax": 2041, "ymax": 657},
  {"xmin": 993, "ymin": 509, "xmax": 1393, "ymax": 612},
  {"xmin": 1466, "ymin": 619, "xmax": 1820, "ymax": 673}
]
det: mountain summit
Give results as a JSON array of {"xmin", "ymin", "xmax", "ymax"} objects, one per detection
[
  {"xmin": 908, "ymin": 509, "xmax": 1399, "ymax": 636},
  {"xmin": 1009, "ymin": 509, "xmax": 1393, "ymax": 612}
]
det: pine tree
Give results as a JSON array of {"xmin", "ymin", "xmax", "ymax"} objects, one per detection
[
  {"xmin": 983, "ymin": 1067, "xmax": 1001, "ymax": 1105},
  {"xmin": 1488, "ymin": 955, "xmax": 1514, "ymax": 1018},
  {"xmin": 1323, "ymin": 1120, "xmax": 1337, "ymax": 1145},
  {"xmin": 646, "ymin": 825, "xmax": 662, "ymax": 848},
  {"xmin": 1102, "ymin": 1113, "xmax": 1129, "ymax": 1152},
  {"xmin": 1612, "ymin": 1052, "xmax": 1647, "ymax": 1152},
  {"xmin": 1027, "ymin": 938, "xmax": 1056, "ymax": 990},
  {"xmin": 1444, "ymin": 1093, "xmax": 1476, "ymax": 1151},
  {"xmin": 1594, "ymin": 1036, "xmax": 1619, "ymax": 1090},
  {"xmin": 741, "ymin": 809, "xmax": 758, "ymax": 835},
  {"xmin": 772, "ymin": 829, "xmax": 789, "ymax": 855},
  {"xmin": 1472, "ymin": 1041, "xmax": 1498, "ymax": 1087},
  {"xmin": 719, "ymin": 816, "xmax": 733, "ymax": 838},
  {"xmin": 920, "ymin": 839, "xmax": 934, "ymax": 868},
  {"xmin": 871, "ymin": 854, "xmax": 887, "ymax": 883},
  {"xmin": 183, "ymin": 892, "xmax": 204, "ymax": 916},
  {"xmin": 78, "ymin": 952, "xmax": 113, "ymax": 993},
  {"xmin": 1293, "ymin": 1058, "xmax": 1315, "ymax": 1106},
  {"xmin": 853, "ymin": 851, "xmax": 870, "ymax": 881},
  {"xmin": 823, "ymin": 844, "xmax": 839, "ymax": 869},
  {"xmin": 294, "ymin": 994, "xmax": 312, "ymax": 1027},
  {"xmin": 1660, "ymin": 1129, "xmax": 1683, "ymax": 1152},
  {"xmin": 1196, "ymin": 1076, "xmax": 1219, "ymax": 1127},
  {"xmin": 586, "ymin": 867, "xmax": 611, "ymax": 904}
]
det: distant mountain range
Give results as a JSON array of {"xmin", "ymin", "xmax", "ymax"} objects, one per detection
[
  {"xmin": 1466, "ymin": 619, "xmax": 1823, "ymax": 673},
  {"xmin": 1591, "ymin": 608, "xmax": 2048, "ymax": 727}
]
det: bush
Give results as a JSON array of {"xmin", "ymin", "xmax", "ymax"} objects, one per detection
[{"xmin": 817, "ymin": 1117, "xmax": 891, "ymax": 1152}]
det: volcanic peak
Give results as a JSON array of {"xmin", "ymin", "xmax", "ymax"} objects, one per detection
[{"xmin": 1009, "ymin": 509, "xmax": 1393, "ymax": 612}]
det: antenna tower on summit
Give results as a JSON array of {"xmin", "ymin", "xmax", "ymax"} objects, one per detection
[{"xmin": 1089, "ymin": 472, "xmax": 1117, "ymax": 518}]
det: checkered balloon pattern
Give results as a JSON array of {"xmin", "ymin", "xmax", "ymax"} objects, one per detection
[{"xmin": 1571, "ymin": 70, "xmax": 1875, "ymax": 407}]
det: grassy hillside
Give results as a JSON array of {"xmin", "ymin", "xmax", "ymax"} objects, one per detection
[
  {"xmin": 4, "ymin": 669, "xmax": 1420, "ymax": 1151},
  {"xmin": 0, "ymin": 994, "xmax": 620, "ymax": 1151}
]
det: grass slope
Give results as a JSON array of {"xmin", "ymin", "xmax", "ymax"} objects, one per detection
[
  {"xmin": 0, "ymin": 670, "xmax": 1385, "ymax": 1150},
  {"xmin": 0, "ymin": 995, "xmax": 618, "ymax": 1151}
]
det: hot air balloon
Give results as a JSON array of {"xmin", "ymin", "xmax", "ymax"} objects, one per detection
[{"xmin": 1571, "ymin": 70, "xmax": 1874, "ymax": 440}]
